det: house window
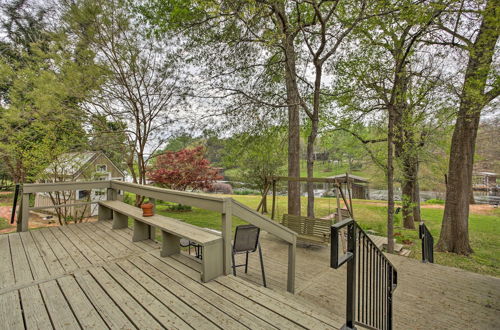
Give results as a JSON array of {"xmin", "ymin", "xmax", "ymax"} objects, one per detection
[
  {"xmin": 96, "ymin": 164, "xmax": 107, "ymax": 172},
  {"xmin": 78, "ymin": 190, "xmax": 90, "ymax": 200}
]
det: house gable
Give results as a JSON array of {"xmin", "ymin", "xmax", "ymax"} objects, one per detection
[{"xmin": 74, "ymin": 152, "xmax": 125, "ymax": 181}]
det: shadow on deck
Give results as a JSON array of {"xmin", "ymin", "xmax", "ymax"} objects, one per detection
[{"xmin": 0, "ymin": 221, "xmax": 343, "ymax": 329}]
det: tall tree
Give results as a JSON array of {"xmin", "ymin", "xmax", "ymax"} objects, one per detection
[
  {"xmin": 0, "ymin": 0, "xmax": 101, "ymax": 183},
  {"xmin": 330, "ymin": 2, "xmax": 453, "ymax": 253},
  {"xmin": 141, "ymin": 0, "xmax": 376, "ymax": 217},
  {"xmin": 222, "ymin": 128, "xmax": 287, "ymax": 212},
  {"xmin": 436, "ymin": 0, "xmax": 499, "ymax": 255},
  {"xmin": 66, "ymin": 0, "xmax": 185, "ymax": 205}
]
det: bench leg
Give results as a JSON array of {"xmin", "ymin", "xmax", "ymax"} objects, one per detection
[
  {"xmin": 133, "ymin": 220, "xmax": 150, "ymax": 242},
  {"xmin": 201, "ymin": 241, "xmax": 223, "ymax": 282},
  {"xmin": 161, "ymin": 231, "xmax": 180, "ymax": 257},
  {"xmin": 98, "ymin": 205, "xmax": 112, "ymax": 221},
  {"xmin": 112, "ymin": 211, "xmax": 128, "ymax": 229}
]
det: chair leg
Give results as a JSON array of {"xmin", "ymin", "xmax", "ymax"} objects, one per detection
[
  {"xmin": 245, "ymin": 251, "xmax": 249, "ymax": 273},
  {"xmin": 258, "ymin": 243, "xmax": 267, "ymax": 287},
  {"xmin": 231, "ymin": 252, "xmax": 236, "ymax": 276}
]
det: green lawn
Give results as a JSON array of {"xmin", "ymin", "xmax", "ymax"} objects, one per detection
[
  {"xmin": 0, "ymin": 217, "xmax": 13, "ymax": 231},
  {"xmin": 131, "ymin": 193, "xmax": 499, "ymax": 277}
]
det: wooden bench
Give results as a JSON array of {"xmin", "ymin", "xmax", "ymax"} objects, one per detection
[
  {"xmin": 281, "ymin": 214, "xmax": 331, "ymax": 246},
  {"xmin": 98, "ymin": 200, "xmax": 223, "ymax": 282}
]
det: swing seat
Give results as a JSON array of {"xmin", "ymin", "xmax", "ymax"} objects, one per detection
[{"xmin": 281, "ymin": 214, "xmax": 331, "ymax": 246}]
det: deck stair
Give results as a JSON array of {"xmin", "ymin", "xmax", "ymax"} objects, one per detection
[{"xmin": 367, "ymin": 234, "xmax": 411, "ymax": 256}]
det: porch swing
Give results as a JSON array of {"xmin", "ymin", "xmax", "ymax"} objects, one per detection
[{"xmin": 259, "ymin": 175, "xmax": 355, "ymax": 246}]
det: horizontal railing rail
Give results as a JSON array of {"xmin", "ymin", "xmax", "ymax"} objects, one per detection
[
  {"xmin": 331, "ymin": 218, "xmax": 398, "ymax": 330},
  {"xmin": 419, "ymin": 222, "xmax": 434, "ymax": 263},
  {"xmin": 18, "ymin": 180, "xmax": 298, "ymax": 293}
]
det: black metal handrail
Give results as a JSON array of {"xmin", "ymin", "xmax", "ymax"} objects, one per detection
[
  {"xmin": 331, "ymin": 219, "xmax": 398, "ymax": 330},
  {"xmin": 10, "ymin": 184, "xmax": 20, "ymax": 224},
  {"xmin": 419, "ymin": 222, "xmax": 434, "ymax": 263}
]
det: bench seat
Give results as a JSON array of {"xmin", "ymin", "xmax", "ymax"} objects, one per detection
[
  {"xmin": 99, "ymin": 200, "xmax": 223, "ymax": 282},
  {"xmin": 282, "ymin": 214, "xmax": 331, "ymax": 246}
]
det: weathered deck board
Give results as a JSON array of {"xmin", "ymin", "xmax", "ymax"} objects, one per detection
[
  {"xmin": 58, "ymin": 225, "xmax": 104, "ymax": 265},
  {"xmin": 40, "ymin": 227, "xmax": 79, "ymax": 272},
  {"xmin": 137, "ymin": 254, "xmax": 274, "ymax": 330},
  {"xmin": 19, "ymin": 285, "xmax": 53, "ymax": 329},
  {"xmin": 19, "ymin": 231, "xmax": 50, "ymax": 280},
  {"xmin": 9, "ymin": 233, "xmax": 34, "ymax": 284},
  {"xmin": 57, "ymin": 275, "xmax": 108, "ymax": 329},
  {"xmin": 87, "ymin": 266, "xmax": 164, "ymax": 329},
  {"xmin": 103, "ymin": 262, "xmax": 194, "ymax": 330},
  {"xmin": 30, "ymin": 229, "xmax": 65, "ymax": 276},
  {"xmin": 66, "ymin": 222, "xmax": 115, "ymax": 261},
  {"xmin": 124, "ymin": 257, "xmax": 242, "ymax": 330},
  {"xmin": 0, "ymin": 290, "xmax": 24, "ymax": 330},
  {"xmin": 49, "ymin": 227, "xmax": 92, "ymax": 268},
  {"xmin": 0, "ymin": 235, "xmax": 15, "ymax": 289},
  {"xmin": 39, "ymin": 279, "xmax": 81, "ymax": 329},
  {"xmin": 74, "ymin": 271, "xmax": 136, "ymax": 330},
  {"xmin": 76, "ymin": 223, "xmax": 131, "ymax": 259}
]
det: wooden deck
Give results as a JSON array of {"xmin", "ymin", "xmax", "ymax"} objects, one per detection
[
  {"xmin": 0, "ymin": 221, "xmax": 343, "ymax": 329},
  {"xmin": 235, "ymin": 233, "xmax": 500, "ymax": 330}
]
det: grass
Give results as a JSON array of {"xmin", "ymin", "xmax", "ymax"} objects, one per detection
[
  {"xmin": 129, "ymin": 193, "xmax": 499, "ymax": 277},
  {"xmin": 0, "ymin": 217, "xmax": 13, "ymax": 231}
]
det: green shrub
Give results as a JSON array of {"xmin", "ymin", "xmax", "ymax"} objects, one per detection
[
  {"xmin": 426, "ymin": 198, "xmax": 445, "ymax": 205},
  {"xmin": 233, "ymin": 189, "xmax": 260, "ymax": 195},
  {"xmin": 167, "ymin": 204, "xmax": 192, "ymax": 212}
]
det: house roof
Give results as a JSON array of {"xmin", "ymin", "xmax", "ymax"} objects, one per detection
[
  {"xmin": 43, "ymin": 151, "xmax": 124, "ymax": 178},
  {"xmin": 326, "ymin": 174, "xmax": 369, "ymax": 183}
]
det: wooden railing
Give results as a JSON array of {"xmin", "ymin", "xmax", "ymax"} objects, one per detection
[{"xmin": 19, "ymin": 180, "xmax": 298, "ymax": 293}]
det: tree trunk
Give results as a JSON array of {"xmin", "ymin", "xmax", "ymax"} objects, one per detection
[
  {"xmin": 401, "ymin": 155, "xmax": 418, "ymax": 229},
  {"xmin": 437, "ymin": 0, "xmax": 498, "ymax": 255},
  {"xmin": 306, "ymin": 124, "xmax": 318, "ymax": 218},
  {"xmin": 413, "ymin": 164, "xmax": 422, "ymax": 223},
  {"xmin": 276, "ymin": 7, "xmax": 301, "ymax": 216}
]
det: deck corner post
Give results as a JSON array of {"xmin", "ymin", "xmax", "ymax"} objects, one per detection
[
  {"xmin": 18, "ymin": 192, "xmax": 30, "ymax": 232},
  {"xmin": 106, "ymin": 187, "xmax": 117, "ymax": 201},
  {"xmin": 287, "ymin": 239, "xmax": 296, "ymax": 293},
  {"xmin": 222, "ymin": 199, "xmax": 233, "ymax": 275}
]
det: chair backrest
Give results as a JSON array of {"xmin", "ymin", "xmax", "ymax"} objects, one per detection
[{"xmin": 233, "ymin": 224, "xmax": 260, "ymax": 253}]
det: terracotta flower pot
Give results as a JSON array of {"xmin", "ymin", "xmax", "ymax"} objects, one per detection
[{"xmin": 141, "ymin": 202, "xmax": 154, "ymax": 217}]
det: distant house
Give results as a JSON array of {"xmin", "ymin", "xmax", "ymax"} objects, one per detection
[
  {"xmin": 325, "ymin": 174, "xmax": 370, "ymax": 199},
  {"xmin": 472, "ymin": 171, "xmax": 499, "ymax": 197},
  {"xmin": 34, "ymin": 152, "xmax": 125, "ymax": 217}
]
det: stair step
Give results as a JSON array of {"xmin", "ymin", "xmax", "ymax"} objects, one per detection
[{"xmin": 399, "ymin": 249, "xmax": 412, "ymax": 257}]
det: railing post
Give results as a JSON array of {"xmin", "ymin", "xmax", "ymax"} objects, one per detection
[
  {"xmin": 287, "ymin": 240, "xmax": 296, "ymax": 293},
  {"xmin": 222, "ymin": 199, "xmax": 232, "ymax": 275},
  {"xmin": 17, "ymin": 192, "xmax": 30, "ymax": 232},
  {"xmin": 345, "ymin": 222, "xmax": 356, "ymax": 330},
  {"xmin": 387, "ymin": 267, "xmax": 395, "ymax": 330},
  {"xmin": 419, "ymin": 221, "xmax": 434, "ymax": 263},
  {"xmin": 99, "ymin": 186, "xmax": 116, "ymax": 221},
  {"xmin": 106, "ymin": 187, "xmax": 117, "ymax": 201}
]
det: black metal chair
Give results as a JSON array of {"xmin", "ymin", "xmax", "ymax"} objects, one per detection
[
  {"xmin": 180, "ymin": 238, "xmax": 202, "ymax": 259},
  {"xmin": 232, "ymin": 224, "xmax": 266, "ymax": 287}
]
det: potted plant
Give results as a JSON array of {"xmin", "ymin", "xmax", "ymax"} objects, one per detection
[{"xmin": 141, "ymin": 201, "xmax": 154, "ymax": 217}]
